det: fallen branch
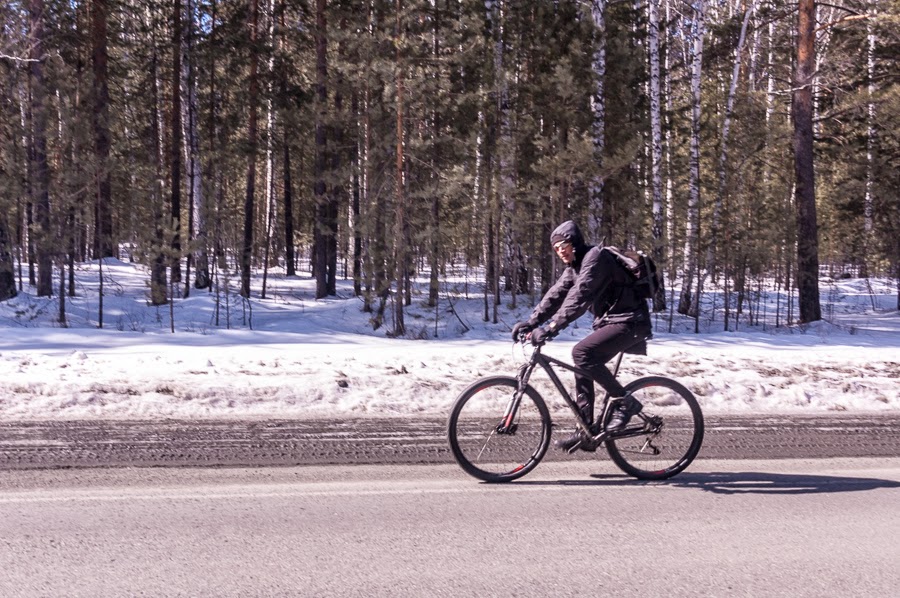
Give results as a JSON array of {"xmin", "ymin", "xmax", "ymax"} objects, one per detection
[{"xmin": 444, "ymin": 292, "xmax": 470, "ymax": 334}]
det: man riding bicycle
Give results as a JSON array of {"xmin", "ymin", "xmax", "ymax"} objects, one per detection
[{"xmin": 511, "ymin": 220, "xmax": 652, "ymax": 452}]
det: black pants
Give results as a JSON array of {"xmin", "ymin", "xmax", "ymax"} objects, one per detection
[{"xmin": 572, "ymin": 320, "xmax": 652, "ymax": 423}]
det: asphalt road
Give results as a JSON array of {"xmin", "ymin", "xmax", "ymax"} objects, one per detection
[
  {"xmin": 2, "ymin": 414, "xmax": 900, "ymax": 470},
  {"xmin": 1, "ymin": 458, "xmax": 899, "ymax": 597}
]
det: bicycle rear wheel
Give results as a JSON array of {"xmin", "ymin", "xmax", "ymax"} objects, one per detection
[
  {"xmin": 604, "ymin": 376, "xmax": 704, "ymax": 480},
  {"xmin": 448, "ymin": 376, "xmax": 551, "ymax": 483}
]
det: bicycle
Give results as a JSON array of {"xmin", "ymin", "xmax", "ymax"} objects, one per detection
[{"xmin": 447, "ymin": 334, "xmax": 704, "ymax": 483}]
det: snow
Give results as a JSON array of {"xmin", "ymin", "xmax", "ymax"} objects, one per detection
[{"xmin": 0, "ymin": 258, "xmax": 898, "ymax": 420}]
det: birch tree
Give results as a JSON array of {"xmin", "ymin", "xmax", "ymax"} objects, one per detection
[
  {"xmin": 697, "ymin": 0, "xmax": 756, "ymax": 315},
  {"xmin": 170, "ymin": 0, "xmax": 183, "ymax": 285},
  {"xmin": 678, "ymin": 0, "xmax": 706, "ymax": 321},
  {"xmin": 261, "ymin": 0, "xmax": 276, "ymax": 299},
  {"xmin": 862, "ymin": 0, "xmax": 877, "ymax": 278},
  {"xmin": 1, "ymin": 0, "xmax": 896, "ymax": 328},
  {"xmin": 180, "ymin": 0, "xmax": 210, "ymax": 292},
  {"xmin": 588, "ymin": 0, "xmax": 607, "ymax": 239},
  {"xmin": 426, "ymin": 0, "xmax": 441, "ymax": 309},
  {"xmin": 647, "ymin": 0, "xmax": 665, "ymax": 310}
]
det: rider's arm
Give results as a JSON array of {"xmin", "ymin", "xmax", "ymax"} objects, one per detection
[
  {"xmin": 526, "ymin": 268, "xmax": 576, "ymax": 327},
  {"xmin": 548, "ymin": 248, "xmax": 613, "ymax": 331}
]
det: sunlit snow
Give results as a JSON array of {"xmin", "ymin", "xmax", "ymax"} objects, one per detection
[{"xmin": 1, "ymin": 259, "xmax": 897, "ymax": 420}]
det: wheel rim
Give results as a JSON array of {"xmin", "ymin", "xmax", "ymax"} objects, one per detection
[
  {"xmin": 450, "ymin": 380, "xmax": 548, "ymax": 481},
  {"xmin": 606, "ymin": 379, "xmax": 703, "ymax": 478}
]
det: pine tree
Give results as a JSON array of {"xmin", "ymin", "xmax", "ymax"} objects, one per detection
[
  {"xmin": 241, "ymin": 0, "xmax": 262, "ymax": 298},
  {"xmin": 28, "ymin": 0, "xmax": 53, "ymax": 298},
  {"xmin": 793, "ymin": 0, "xmax": 822, "ymax": 323},
  {"xmin": 0, "ymin": 216, "xmax": 15, "ymax": 300},
  {"xmin": 91, "ymin": 0, "xmax": 114, "ymax": 259}
]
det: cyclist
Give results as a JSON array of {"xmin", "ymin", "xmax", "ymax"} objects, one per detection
[{"xmin": 511, "ymin": 220, "xmax": 652, "ymax": 452}]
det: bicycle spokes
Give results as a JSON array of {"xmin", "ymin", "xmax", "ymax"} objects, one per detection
[
  {"xmin": 448, "ymin": 377, "xmax": 551, "ymax": 483},
  {"xmin": 604, "ymin": 377, "xmax": 704, "ymax": 480},
  {"xmin": 639, "ymin": 436, "xmax": 661, "ymax": 456}
]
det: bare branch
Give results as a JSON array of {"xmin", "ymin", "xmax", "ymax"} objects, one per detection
[
  {"xmin": 815, "ymin": 13, "xmax": 869, "ymax": 34},
  {"xmin": 0, "ymin": 53, "xmax": 40, "ymax": 63},
  {"xmin": 817, "ymin": 3, "xmax": 862, "ymax": 17}
]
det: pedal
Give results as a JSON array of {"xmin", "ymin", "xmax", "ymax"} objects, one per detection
[
  {"xmin": 566, "ymin": 438, "xmax": 599, "ymax": 454},
  {"xmin": 580, "ymin": 440, "xmax": 599, "ymax": 453},
  {"xmin": 565, "ymin": 440, "xmax": 583, "ymax": 454}
]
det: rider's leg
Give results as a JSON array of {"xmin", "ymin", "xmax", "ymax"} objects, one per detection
[
  {"xmin": 573, "ymin": 321, "xmax": 652, "ymax": 430},
  {"xmin": 572, "ymin": 323, "xmax": 634, "ymax": 404},
  {"xmin": 556, "ymin": 321, "xmax": 651, "ymax": 451},
  {"xmin": 556, "ymin": 324, "xmax": 632, "ymax": 452}
]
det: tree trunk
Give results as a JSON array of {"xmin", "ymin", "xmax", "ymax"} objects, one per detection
[
  {"xmin": 471, "ymin": 95, "xmax": 487, "ymax": 315},
  {"xmin": 261, "ymin": 0, "xmax": 277, "ymax": 300},
  {"xmin": 392, "ymin": 0, "xmax": 406, "ymax": 337},
  {"xmin": 283, "ymin": 135, "xmax": 296, "ymax": 276},
  {"xmin": 489, "ymin": 0, "xmax": 519, "ymax": 305},
  {"xmin": 350, "ymin": 90, "xmax": 361, "ymax": 295},
  {"xmin": 170, "ymin": 0, "xmax": 183, "ymax": 285},
  {"xmin": 792, "ymin": 0, "xmax": 821, "ymax": 323},
  {"xmin": 57, "ymin": 253, "xmax": 66, "ymax": 325},
  {"xmin": 181, "ymin": 0, "xmax": 210, "ymax": 291},
  {"xmin": 647, "ymin": 0, "xmax": 666, "ymax": 311},
  {"xmin": 663, "ymin": 0, "xmax": 676, "ymax": 308},
  {"xmin": 207, "ymin": 0, "xmax": 224, "ymax": 285},
  {"xmin": 241, "ymin": 0, "xmax": 261, "ymax": 298},
  {"xmin": 29, "ymin": 0, "xmax": 53, "ymax": 297},
  {"xmin": 281, "ymin": 4, "xmax": 296, "ymax": 278},
  {"xmin": 482, "ymin": 97, "xmax": 497, "ymax": 322},
  {"xmin": 862, "ymin": 3, "xmax": 877, "ymax": 278},
  {"xmin": 91, "ymin": 0, "xmax": 114, "ymax": 259},
  {"xmin": 313, "ymin": 0, "xmax": 329, "ymax": 299},
  {"xmin": 588, "ymin": 0, "xmax": 607, "ymax": 240},
  {"xmin": 678, "ymin": 0, "xmax": 706, "ymax": 319},
  {"xmin": 698, "ymin": 1, "xmax": 755, "ymax": 311},
  {"xmin": 0, "ymin": 216, "xmax": 16, "ymax": 300},
  {"xmin": 150, "ymin": 46, "xmax": 168, "ymax": 306},
  {"xmin": 427, "ymin": 3, "xmax": 441, "ymax": 309},
  {"xmin": 328, "ymin": 26, "xmax": 343, "ymax": 298}
]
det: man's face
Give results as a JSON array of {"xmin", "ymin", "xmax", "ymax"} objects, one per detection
[{"xmin": 554, "ymin": 240, "xmax": 574, "ymax": 264}]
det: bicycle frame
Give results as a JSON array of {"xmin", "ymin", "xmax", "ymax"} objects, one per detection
[
  {"xmin": 500, "ymin": 344, "xmax": 627, "ymax": 441},
  {"xmin": 449, "ymin": 341, "xmax": 703, "ymax": 482}
]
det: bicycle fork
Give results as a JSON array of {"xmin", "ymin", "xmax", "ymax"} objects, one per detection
[{"xmin": 496, "ymin": 362, "xmax": 537, "ymax": 434}]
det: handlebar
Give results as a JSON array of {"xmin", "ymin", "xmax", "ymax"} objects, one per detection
[{"xmin": 515, "ymin": 331, "xmax": 548, "ymax": 348}]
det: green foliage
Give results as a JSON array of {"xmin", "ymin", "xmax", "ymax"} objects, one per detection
[{"xmin": 1, "ymin": 0, "xmax": 898, "ymax": 318}]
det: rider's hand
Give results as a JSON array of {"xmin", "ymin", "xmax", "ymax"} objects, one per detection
[
  {"xmin": 530, "ymin": 326, "xmax": 556, "ymax": 346},
  {"xmin": 511, "ymin": 322, "xmax": 533, "ymax": 342}
]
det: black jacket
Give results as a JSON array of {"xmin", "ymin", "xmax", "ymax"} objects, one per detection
[{"xmin": 527, "ymin": 221, "xmax": 649, "ymax": 331}]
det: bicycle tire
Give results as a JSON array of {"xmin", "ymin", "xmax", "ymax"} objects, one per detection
[
  {"xmin": 604, "ymin": 376, "xmax": 704, "ymax": 480},
  {"xmin": 448, "ymin": 376, "xmax": 551, "ymax": 483}
]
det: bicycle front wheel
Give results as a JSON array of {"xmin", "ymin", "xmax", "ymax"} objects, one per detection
[
  {"xmin": 448, "ymin": 376, "xmax": 551, "ymax": 483},
  {"xmin": 605, "ymin": 376, "xmax": 704, "ymax": 480}
]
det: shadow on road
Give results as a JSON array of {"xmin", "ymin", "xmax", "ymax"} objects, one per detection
[{"xmin": 518, "ymin": 471, "xmax": 900, "ymax": 495}]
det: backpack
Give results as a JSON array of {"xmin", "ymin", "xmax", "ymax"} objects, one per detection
[{"xmin": 603, "ymin": 246, "xmax": 663, "ymax": 301}]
